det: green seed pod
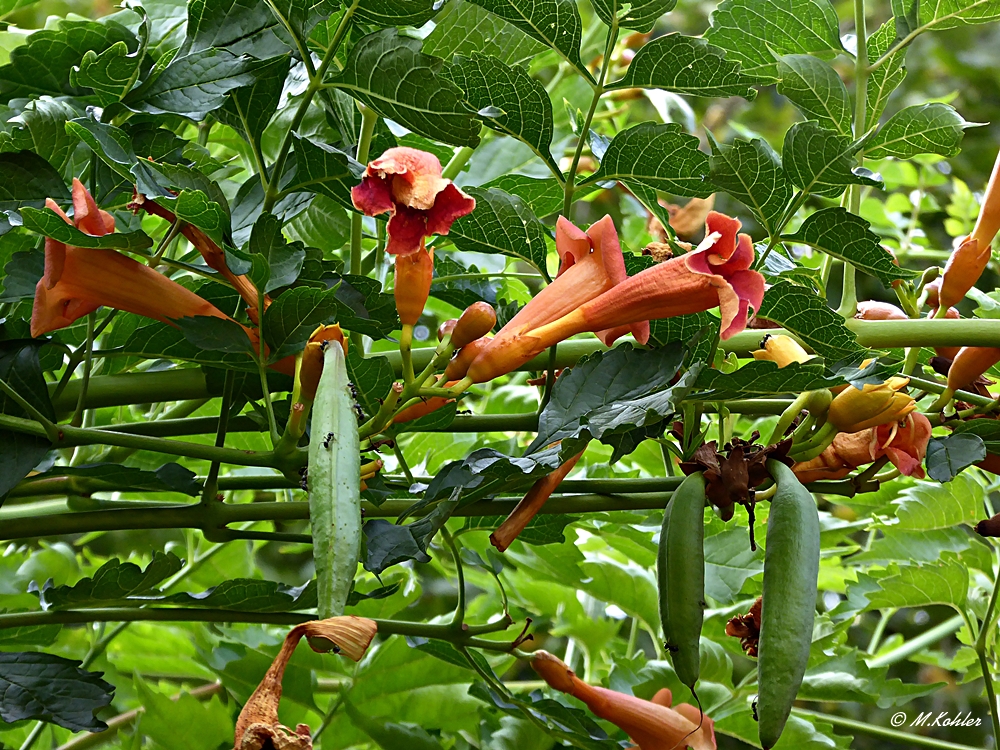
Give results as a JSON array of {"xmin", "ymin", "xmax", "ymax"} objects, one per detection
[
  {"xmin": 657, "ymin": 470, "xmax": 707, "ymax": 689},
  {"xmin": 757, "ymin": 459, "xmax": 820, "ymax": 749},
  {"xmin": 307, "ymin": 341, "xmax": 361, "ymax": 619}
]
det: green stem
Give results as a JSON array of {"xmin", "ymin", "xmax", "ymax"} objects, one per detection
[
  {"xmin": 442, "ymin": 528, "xmax": 466, "ymax": 629},
  {"xmin": 562, "ymin": 21, "xmax": 618, "ymax": 218},
  {"xmin": 199, "ymin": 370, "xmax": 235, "ymax": 505},
  {"xmin": 0, "ymin": 376, "xmax": 59, "ymax": 442},
  {"xmin": 350, "ymin": 105, "xmax": 378, "ymax": 353},
  {"xmin": 70, "ymin": 312, "xmax": 97, "ymax": 428},
  {"xmin": 791, "ymin": 708, "xmax": 983, "ymax": 750},
  {"xmin": 257, "ymin": 291, "xmax": 279, "ymax": 445},
  {"xmin": 866, "ymin": 613, "xmax": 965, "ymax": 669},
  {"xmin": 975, "ymin": 544, "xmax": 1000, "ymax": 746},
  {"xmin": 867, "ymin": 608, "xmax": 897, "ymax": 654},
  {"xmin": 442, "ymin": 146, "xmax": 475, "ymax": 180}
]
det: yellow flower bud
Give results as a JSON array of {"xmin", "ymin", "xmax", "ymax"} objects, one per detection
[
  {"xmin": 751, "ymin": 335, "xmax": 812, "ymax": 368},
  {"xmin": 828, "ymin": 376, "xmax": 916, "ymax": 432}
]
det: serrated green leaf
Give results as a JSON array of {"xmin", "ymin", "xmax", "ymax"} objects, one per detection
[
  {"xmin": 448, "ymin": 186, "xmax": 550, "ymax": 274},
  {"xmin": 356, "ymin": 0, "xmax": 440, "ymax": 27},
  {"xmin": 866, "ymin": 559, "xmax": 969, "ymax": 610},
  {"xmin": 25, "ymin": 463, "xmax": 200, "ymax": 496},
  {"xmin": 693, "ymin": 359, "xmax": 843, "ymax": 400},
  {"xmin": 36, "ymin": 553, "xmax": 184, "ymax": 609},
  {"xmin": 481, "ymin": 175, "xmax": 563, "ymax": 218},
  {"xmin": 329, "ymin": 28, "xmax": 480, "ymax": 148},
  {"xmin": 707, "ymin": 136, "xmax": 793, "ymax": 236},
  {"xmin": 262, "ymin": 285, "xmax": 340, "ymax": 360},
  {"xmin": 172, "ymin": 188, "xmax": 230, "ymax": 245},
  {"xmin": 249, "ymin": 212, "xmax": 305, "ymax": 293},
  {"xmin": 704, "ymin": 524, "xmax": 763, "ymax": 604},
  {"xmin": 19, "ymin": 207, "xmax": 152, "ymax": 251},
  {"xmin": 782, "ymin": 121, "xmax": 883, "ymax": 198},
  {"xmin": 183, "ymin": 0, "xmax": 288, "ymax": 58},
  {"xmin": 287, "ymin": 135, "xmax": 365, "ymax": 210},
  {"xmin": 431, "ymin": 254, "xmax": 497, "ymax": 309},
  {"xmin": 952, "ymin": 419, "xmax": 1000, "ymax": 453},
  {"xmin": 466, "ymin": 0, "xmax": 586, "ymax": 77},
  {"xmin": 0, "ymin": 151, "xmax": 70, "ymax": 210},
  {"xmin": 175, "ymin": 315, "xmax": 256, "ymax": 354},
  {"xmin": 782, "ymin": 206, "xmax": 918, "ymax": 286},
  {"xmin": 462, "ymin": 514, "xmax": 572, "ymax": 545},
  {"xmin": 0, "ymin": 652, "xmax": 114, "ymax": 732},
  {"xmin": 157, "ymin": 579, "xmax": 317, "ymax": 611},
  {"xmin": 70, "ymin": 41, "xmax": 142, "ymax": 105},
  {"xmin": 704, "ymin": 0, "xmax": 843, "ymax": 83},
  {"xmin": 0, "ymin": 340, "xmax": 52, "ymax": 499},
  {"xmin": 866, "ymin": 19, "xmax": 907, "ymax": 126},
  {"xmin": 422, "ymin": 446, "xmax": 563, "ymax": 506},
  {"xmin": 892, "ymin": 474, "xmax": 984, "ymax": 529},
  {"xmin": 119, "ymin": 322, "xmax": 259, "ymax": 370},
  {"xmin": 135, "ymin": 681, "xmax": 233, "ymax": 750},
  {"xmin": 777, "ymin": 54, "xmax": 851, "ymax": 135},
  {"xmin": 583, "ymin": 122, "xmax": 712, "ymax": 198},
  {"xmin": 446, "ymin": 54, "xmax": 559, "ymax": 174},
  {"xmin": 608, "ymin": 34, "xmax": 757, "ymax": 100},
  {"xmin": 346, "ymin": 349, "xmax": 394, "ymax": 418},
  {"xmin": 422, "ymin": 0, "xmax": 546, "ymax": 66},
  {"xmin": 591, "ymin": 0, "xmax": 676, "ymax": 31},
  {"xmin": 757, "ymin": 279, "xmax": 866, "ymax": 361},
  {"xmin": 865, "ymin": 102, "xmax": 972, "ymax": 159},
  {"xmin": 891, "ymin": 0, "xmax": 1000, "ymax": 31},
  {"xmin": 0, "ymin": 97, "xmax": 79, "ymax": 171},
  {"xmin": 217, "ymin": 53, "xmax": 290, "ymax": 145},
  {"xmin": 926, "ymin": 434, "xmax": 987, "ymax": 482}
]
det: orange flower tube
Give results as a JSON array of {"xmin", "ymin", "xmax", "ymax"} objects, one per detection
[
  {"xmin": 466, "ymin": 215, "xmax": 648, "ymax": 383},
  {"xmin": 491, "ymin": 449, "xmax": 583, "ymax": 552},
  {"xmin": 31, "ymin": 181, "xmax": 233, "ymax": 337},
  {"xmin": 947, "ymin": 346, "xmax": 1000, "ymax": 392},
  {"xmin": 531, "ymin": 650, "xmax": 716, "ymax": 750},
  {"xmin": 491, "ymin": 211, "xmax": 765, "ymax": 381},
  {"xmin": 352, "ymin": 147, "xmax": 476, "ymax": 256},
  {"xmin": 394, "ymin": 247, "xmax": 434, "ymax": 326}
]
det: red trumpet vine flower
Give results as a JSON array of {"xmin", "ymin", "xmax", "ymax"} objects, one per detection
[
  {"xmin": 31, "ymin": 179, "xmax": 232, "ymax": 337},
  {"xmin": 468, "ymin": 212, "xmax": 764, "ymax": 383},
  {"xmin": 793, "ymin": 412, "xmax": 932, "ymax": 482},
  {"xmin": 467, "ymin": 215, "xmax": 647, "ymax": 383},
  {"xmin": 351, "ymin": 147, "xmax": 476, "ymax": 256},
  {"xmin": 532, "ymin": 651, "xmax": 716, "ymax": 750}
]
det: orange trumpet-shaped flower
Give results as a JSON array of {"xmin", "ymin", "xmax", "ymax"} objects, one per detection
[
  {"xmin": 532, "ymin": 651, "xmax": 716, "ymax": 750},
  {"xmin": 467, "ymin": 215, "xmax": 648, "ymax": 383},
  {"xmin": 352, "ymin": 147, "xmax": 476, "ymax": 256},
  {"xmin": 31, "ymin": 180, "xmax": 231, "ymax": 337},
  {"xmin": 506, "ymin": 211, "xmax": 764, "ymax": 377},
  {"xmin": 827, "ymin": 376, "xmax": 916, "ymax": 433},
  {"xmin": 793, "ymin": 412, "xmax": 932, "ymax": 482},
  {"xmin": 491, "ymin": 449, "xmax": 583, "ymax": 552}
]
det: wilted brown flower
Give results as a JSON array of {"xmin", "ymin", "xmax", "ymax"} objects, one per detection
[{"xmin": 725, "ymin": 596, "xmax": 762, "ymax": 657}]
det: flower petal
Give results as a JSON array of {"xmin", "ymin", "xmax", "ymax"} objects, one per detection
[{"xmin": 425, "ymin": 182, "xmax": 476, "ymax": 236}]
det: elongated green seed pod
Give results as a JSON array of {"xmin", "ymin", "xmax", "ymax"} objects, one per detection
[
  {"xmin": 758, "ymin": 459, "xmax": 820, "ymax": 749},
  {"xmin": 657, "ymin": 470, "xmax": 707, "ymax": 689},
  {"xmin": 308, "ymin": 342, "xmax": 361, "ymax": 619}
]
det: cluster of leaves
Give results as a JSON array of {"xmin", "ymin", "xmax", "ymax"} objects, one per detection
[{"xmin": 2, "ymin": 0, "xmax": 1000, "ymax": 745}]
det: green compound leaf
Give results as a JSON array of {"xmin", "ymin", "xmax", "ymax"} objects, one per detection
[
  {"xmin": 866, "ymin": 19, "xmax": 907, "ymax": 126},
  {"xmin": 448, "ymin": 186, "xmax": 551, "ymax": 275},
  {"xmin": 583, "ymin": 122, "xmax": 712, "ymax": 199},
  {"xmin": 692, "ymin": 359, "xmax": 843, "ymax": 400},
  {"xmin": 34, "ymin": 553, "xmax": 184, "ymax": 609},
  {"xmin": 865, "ymin": 102, "xmax": 974, "ymax": 159},
  {"xmin": 0, "ymin": 151, "xmax": 70, "ymax": 211},
  {"xmin": 466, "ymin": 0, "xmax": 586, "ymax": 77},
  {"xmin": 0, "ymin": 652, "xmax": 114, "ymax": 732},
  {"xmin": 591, "ymin": 0, "xmax": 676, "ymax": 32},
  {"xmin": 782, "ymin": 121, "xmax": 883, "ymax": 198},
  {"xmin": 217, "ymin": 54, "xmax": 290, "ymax": 146},
  {"xmin": 446, "ymin": 54, "xmax": 560, "ymax": 174},
  {"xmin": 757, "ymin": 279, "xmax": 867, "ymax": 362},
  {"xmin": 329, "ymin": 28, "xmax": 480, "ymax": 148},
  {"xmin": 776, "ymin": 54, "xmax": 851, "ymax": 135},
  {"xmin": 608, "ymin": 34, "xmax": 757, "ymax": 100},
  {"xmin": 19, "ymin": 207, "xmax": 152, "ymax": 251},
  {"xmin": 0, "ymin": 97, "xmax": 80, "ymax": 172},
  {"xmin": 287, "ymin": 135, "xmax": 365, "ymax": 211},
  {"xmin": 782, "ymin": 206, "xmax": 919, "ymax": 286},
  {"xmin": 422, "ymin": 0, "xmax": 546, "ymax": 67},
  {"xmin": 481, "ymin": 174, "xmax": 564, "ymax": 217},
  {"xmin": 704, "ymin": 0, "xmax": 843, "ymax": 83},
  {"xmin": 183, "ymin": 0, "xmax": 288, "ymax": 58},
  {"xmin": 865, "ymin": 559, "xmax": 969, "ymax": 610},
  {"xmin": 891, "ymin": 0, "xmax": 1000, "ymax": 32},
  {"xmin": 262, "ymin": 286, "xmax": 340, "ymax": 361},
  {"xmin": 70, "ymin": 41, "xmax": 143, "ymax": 106},
  {"xmin": 707, "ymin": 136, "xmax": 794, "ymax": 236}
]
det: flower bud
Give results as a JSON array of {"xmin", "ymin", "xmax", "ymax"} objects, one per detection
[
  {"xmin": 451, "ymin": 301, "xmax": 497, "ymax": 348},
  {"xmin": 437, "ymin": 318, "xmax": 457, "ymax": 340},
  {"xmin": 854, "ymin": 301, "xmax": 907, "ymax": 321},
  {"xmin": 445, "ymin": 336, "xmax": 491, "ymax": 380},
  {"xmin": 947, "ymin": 346, "xmax": 1000, "ymax": 392},
  {"xmin": 828, "ymin": 377, "xmax": 916, "ymax": 432},
  {"xmin": 972, "ymin": 147, "xmax": 1000, "ymax": 252},
  {"xmin": 298, "ymin": 324, "xmax": 346, "ymax": 402},
  {"xmin": 939, "ymin": 235, "xmax": 987, "ymax": 310},
  {"xmin": 751, "ymin": 334, "xmax": 812, "ymax": 367},
  {"xmin": 394, "ymin": 248, "xmax": 433, "ymax": 326}
]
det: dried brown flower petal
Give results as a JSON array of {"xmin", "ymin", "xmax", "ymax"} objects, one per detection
[{"xmin": 725, "ymin": 596, "xmax": 762, "ymax": 657}]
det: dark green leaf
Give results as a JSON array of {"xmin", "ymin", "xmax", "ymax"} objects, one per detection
[
  {"xmin": 608, "ymin": 34, "xmax": 757, "ymax": 100},
  {"xmin": 124, "ymin": 48, "xmax": 264, "ymax": 120},
  {"xmin": 446, "ymin": 54, "xmax": 559, "ymax": 174},
  {"xmin": 693, "ymin": 359, "xmax": 843, "ymax": 400},
  {"xmin": 704, "ymin": 0, "xmax": 843, "ymax": 83},
  {"xmin": 70, "ymin": 41, "xmax": 143, "ymax": 105},
  {"xmin": 287, "ymin": 135, "xmax": 365, "ymax": 210},
  {"xmin": 0, "ymin": 652, "xmax": 114, "ymax": 731},
  {"xmin": 926, "ymin": 434, "xmax": 986, "ymax": 482},
  {"xmin": 422, "ymin": 0, "xmax": 546, "ymax": 67},
  {"xmin": 231, "ymin": 170, "xmax": 312, "ymax": 246},
  {"xmin": 19, "ymin": 207, "xmax": 153, "ymax": 251},
  {"xmin": 867, "ymin": 19, "xmax": 907, "ymax": 126},
  {"xmin": 261, "ymin": 286, "xmax": 338, "ymax": 360},
  {"xmin": 25, "ymin": 463, "xmax": 200, "ymax": 495},
  {"xmin": 0, "ymin": 339, "xmax": 52, "ymax": 500},
  {"xmin": 481, "ymin": 175, "xmax": 563, "ymax": 217},
  {"xmin": 0, "ymin": 249, "xmax": 44, "ymax": 303},
  {"xmin": 463, "ymin": 514, "xmax": 572, "ymax": 545},
  {"xmin": 466, "ymin": 0, "xmax": 586, "ymax": 76},
  {"xmin": 134, "ymin": 681, "xmax": 233, "ymax": 750},
  {"xmin": 707, "ymin": 136, "xmax": 793, "ymax": 236},
  {"xmin": 800, "ymin": 652, "xmax": 941, "ymax": 708},
  {"xmin": 248, "ymin": 212, "xmax": 305, "ymax": 292},
  {"xmin": 448, "ymin": 186, "xmax": 550, "ymax": 274},
  {"xmin": 157, "ymin": 579, "xmax": 317, "ymax": 611},
  {"xmin": 172, "ymin": 188, "xmax": 230, "ymax": 245},
  {"xmin": 174, "ymin": 315, "xmax": 256, "ymax": 354},
  {"xmin": 346, "ymin": 350, "xmax": 394, "ymax": 418},
  {"xmin": 864, "ymin": 559, "xmax": 968, "ymax": 610},
  {"xmin": 329, "ymin": 29, "xmax": 480, "ymax": 148},
  {"xmin": 777, "ymin": 54, "xmax": 851, "ymax": 135},
  {"xmin": 591, "ymin": 0, "xmax": 675, "ymax": 31},
  {"xmin": 183, "ymin": 0, "xmax": 287, "ymax": 58},
  {"xmin": 363, "ymin": 494, "xmax": 459, "ymax": 574},
  {"xmin": 323, "ymin": 273, "xmax": 398, "ymax": 339},
  {"xmin": 218, "ymin": 53, "xmax": 290, "ymax": 145},
  {"xmin": 583, "ymin": 122, "xmax": 712, "ymax": 198},
  {"xmin": 0, "ymin": 19, "xmax": 137, "ymax": 98},
  {"xmin": 782, "ymin": 207, "xmax": 919, "ymax": 286},
  {"xmin": 757, "ymin": 279, "xmax": 867, "ymax": 361},
  {"xmin": 355, "ymin": 0, "xmax": 440, "ymax": 27},
  {"xmin": 422, "ymin": 447, "xmax": 563, "ymax": 505},
  {"xmin": 0, "ymin": 151, "xmax": 70, "ymax": 211},
  {"xmin": 0, "ymin": 98, "xmax": 80, "ymax": 171},
  {"xmin": 119, "ymin": 323, "xmax": 258, "ymax": 370},
  {"xmin": 527, "ymin": 344, "xmax": 691, "ymax": 461},
  {"xmin": 431, "ymin": 255, "xmax": 497, "ymax": 309},
  {"xmin": 782, "ymin": 121, "xmax": 883, "ymax": 198},
  {"xmin": 865, "ymin": 102, "xmax": 972, "ymax": 159},
  {"xmin": 35, "ymin": 553, "xmax": 184, "ymax": 609},
  {"xmin": 952, "ymin": 419, "xmax": 1000, "ymax": 454}
]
